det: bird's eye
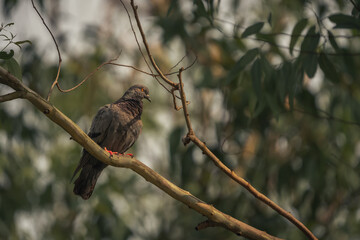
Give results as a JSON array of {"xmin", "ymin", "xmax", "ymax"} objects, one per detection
[{"xmin": 141, "ymin": 88, "xmax": 144, "ymax": 92}]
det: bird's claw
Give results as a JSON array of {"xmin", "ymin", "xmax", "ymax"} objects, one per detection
[
  {"xmin": 104, "ymin": 147, "xmax": 119, "ymax": 157},
  {"xmin": 104, "ymin": 147, "xmax": 133, "ymax": 158}
]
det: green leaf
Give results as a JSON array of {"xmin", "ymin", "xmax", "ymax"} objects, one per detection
[
  {"xmin": 318, "ymin": 53, "xmax": 339, "ymax": 83},
  {"xmin": 166, "ymin": 0, "xmax": 177, "ymax": 16},
  {"xmin": 5, "ymin": 22, "xmax": 14, "ymax": 28},
  {"xmin": 260, "ymin": 53, "xmax": 273, "ymax": 77},
  {"xmin": 252, "ymin": 97, "xmax": 266, "ymax": 119},
  {"xmin": 267, "ymin": 12, "xmax": 272, "ymax": 27},
  {"xmin": 351, "ymin": 6, "xmax": 359, "ymax": 17},
  {"xmin": 302, "ymin": 53, "xmax": 318, "ymax": 78},
  {"xmin": 327, "ymin": 30, "xmax": 339, "ymax": 51},
  {"xmin": 298, "ymin": 91, "xmax": 318, "ymax": 115},
  {"xmin": 328, "ymin": 13, "xmax": 360, "ymax": 30},
  {"xmin": 0, "ymin": 22, "xmax": 14, "ymax": 31},
  {"xmin": 3, "ymin": 57, "xmax": 22, "ymax": 81},
  {"xmin": 265, "ymin": 93, "xmax": 280, "ymax": 115},
  {"xmin": 289, "ymin": 70, "xmax": 303, "ymax": 110},
  {"xmin": 289, "ymin": 18, "xmax": 308, "ymax": 55},
  {"xmin": 194, "ymin": 0, "xmax": 213, "ymax": 24},
  {"xmin": 14, "ymin": 40, "xmax": 32, "ymax": 49},
  {"xmin": 225, "ymin": 48, "xmax": 259, "ymax": 84},
  {"xmin": 241, "ymin": 22, "xmax": 264, "ymax": 38},
  {"xmin": 0, "ymin": 49, "xmax": 14, "ymax": 60},
  {"xmin": 251, "ymin": 58, "xmax": 262, "ymax": 99},
  {"xmin": 279, "ymin": 62, "xmax": 292, "ymax": 100},
  {"xmin": 301, "ymin": 26, "xmax": 320, "ymax": 52},
  {"xmin": 299, "ymin": 26, "xmax": 320, "ymax": 78}
]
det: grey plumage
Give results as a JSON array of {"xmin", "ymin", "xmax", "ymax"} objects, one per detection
[{"xmin": 72, "ymin": 84, "xmax": 150, "ymax": 200}]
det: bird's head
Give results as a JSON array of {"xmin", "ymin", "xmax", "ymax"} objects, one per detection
[{"xmin": 122, "ymin": 84, "xmax": 151, "ymax": 102}]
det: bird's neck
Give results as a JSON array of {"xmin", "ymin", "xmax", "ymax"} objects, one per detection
[{"xmin": 114, "ymin": 98, "xmax": 143, "ymax": 116}]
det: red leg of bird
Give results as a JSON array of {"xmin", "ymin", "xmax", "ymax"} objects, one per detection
[
  {"xmin": 104, "ymin": 147, "xmax": 119, "ymax": 157},
  {"xmin": 126, "ymin": 153, "xmax": 133, "ymax": 157}
]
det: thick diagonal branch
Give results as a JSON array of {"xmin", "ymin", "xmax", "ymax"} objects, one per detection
[{"xmin": 0, "ymin": 66, "xmax": 282, "ymax": 240}]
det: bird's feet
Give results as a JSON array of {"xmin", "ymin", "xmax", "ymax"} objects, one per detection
[
  {"xmin": 104, "ymin": 147, "xmax": 119, "ymax": 157},
  {"xmin": 104, "ymin": 147, "xmax": 134, "ymax": 158}
]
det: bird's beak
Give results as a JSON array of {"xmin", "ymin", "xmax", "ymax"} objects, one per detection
[{"xmin": 144, "ymin": 94, "xmax": 151, "ymax": 102}]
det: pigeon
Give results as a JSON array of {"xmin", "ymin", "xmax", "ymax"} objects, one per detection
[{"xmin": 72, "ymin": 84, "xmax": 151, "ymax": 200}]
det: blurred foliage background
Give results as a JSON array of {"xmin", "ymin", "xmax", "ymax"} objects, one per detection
[{"xmin": 1, "ymin": 0, "xmax": 360, "ymax": 239}]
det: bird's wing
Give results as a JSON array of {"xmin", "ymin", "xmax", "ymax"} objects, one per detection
[
  {"xmin": 87, "ymin": 104, "xmax": 113, "ymax": 145},
  {"xmin": 102, "ymin": 102, "xmax": 143, "ymax": 154},
  {"xmin": 71, "ymin": 105, "xmax": 113, "ymax": 182}
]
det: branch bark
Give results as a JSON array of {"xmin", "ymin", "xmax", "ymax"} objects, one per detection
[
  {"xmin": 0, "ymin": 91, "xmax": 26, "ymax": 102},
  {"xmin": 0, "ymin": 66, "xmax": 283, "ymax": 240}
]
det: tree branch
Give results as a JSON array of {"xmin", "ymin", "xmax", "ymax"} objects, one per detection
[
  {"xmin": 195, "ymin": 220, "xmax": 222, "ymax": 231},
  {"xmin": 0, "ymin": 65, "xmax": 283, "ymax": 240},
  {"xmin": 177, "ymin": 68, "xmax": 194, "ymax": 136},
  {"xmin": 30, "ymin": 0, "xmax": 62, "ymax": 101},
  {"xmin": 56, "ymin": 55, "xmax": 120, "ymax": 93},
  {"xmin": 0, "ymin": 91, "xmax": 26, "ymax": 102},
  {"xmin": 129, "ymin": 0, "xmax": 177, "ymax": 88}
]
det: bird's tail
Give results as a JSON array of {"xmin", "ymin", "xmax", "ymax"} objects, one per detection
[{"xmin": 73, "ymin": 163, "xmax": 106, "ymax": 200}]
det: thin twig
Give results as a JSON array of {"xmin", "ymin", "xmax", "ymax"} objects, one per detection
[
  {"xmin": 109, "ymin": 63, "xmax": 155, "ymax": 76},
  {"xmin": 0, "ymin": 91, "xmax": 25, "ymax": 102},
  {"xmin": 195, "ymin": 220, "xmax": 222, "ymax": 231},
  {"xmin": 119, "ymin": 0, "xmax": 179, "ymax": 96},
  {"xmin": 293, "ymin": 108, "xmax": 360, "ymax": 127},
  {"xmin": 0, "ymin": 41, "xmax": 12, "ymax": 53},
  {"xmin": 171, "ymin": 86, "xmax": 182, "ymax": 111},
  {"xmin": 119, "ymin": 0, "xmax": 153, "ymax": 73},
  {"xmin": 30, "ymin": 0, "xmax": 62, "ymax": 101},
  {"xmin": 130, "ymin": 0, "xmax": 177, "ymax": 88},
  {"xmin": 110, "ymin": 56, "xmax": 197, "ymax": 78},
  {"xmin": 177, "ymin": 68, "xmax": 194, "ymax": 137},
  {"xmin": 167, "ymin": 55, "xmax": 198, "ymax": 76},
  {"xmin": 47, "ymin": 62, "xmax": 62, "ymax": 99},
  {"xmin": 168, "ymin": 53, "xmax": 188, "ymax": 73},
  {"xmin": 56, "ymin": 55, "xmax": 120, "ymax": 93}
]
